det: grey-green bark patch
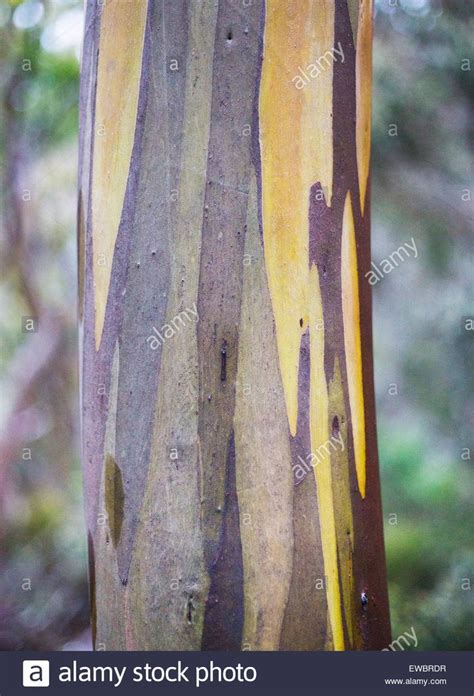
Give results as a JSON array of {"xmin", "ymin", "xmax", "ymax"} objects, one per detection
[{"xmin": 347, "ymin": 0, "xmax": 359, "ymax": 45}]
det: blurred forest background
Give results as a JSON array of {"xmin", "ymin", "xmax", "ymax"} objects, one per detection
[{"xmin": 0, "ymin": 0, "xmax": 472, "ymax": 650}]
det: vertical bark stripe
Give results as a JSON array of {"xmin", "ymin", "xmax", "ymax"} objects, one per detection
[
  {"xmin": 259, "ymin": 0, "xmax": 334, "ymax": 436},
  {"xmin": 347, "ymin": 0, "xmax": 360, "ymax": 42},
  {"xmin": 128, "ymin": 0, "xmax": 219, "ymax": 650},
  {"xmin": 341, "ymin": 192, "xmax": 366, "ymax": 498},
  {"xmin": 328, "ymin": 358, "xmax": 356, "ymax": 647},
  {"xmin": 355, "ymin": 0, "xmax": 373, "ymax": 214},
  {"xmin": 308, "ymin": 263, "xmax": 345, "ymax": 650},
  {"xmin": 234, "ymin": 171, "xmax": 294, "ymax": 651},
  {"xmin": 92, "ymin": 0, "xmax": 148, "ymax": 349}
]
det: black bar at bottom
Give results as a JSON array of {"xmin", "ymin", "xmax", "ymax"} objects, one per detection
[{"xmin": 2, "ymin": 650, "xmax": 472, "ymax": 695}]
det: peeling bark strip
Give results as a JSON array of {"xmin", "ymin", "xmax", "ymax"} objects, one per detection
[{"xmin": 79, "ymin": 0, "xmax": 390, "ymax": 650}]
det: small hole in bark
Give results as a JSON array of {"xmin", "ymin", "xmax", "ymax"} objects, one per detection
[
  {"xmin": 227, "ymin": 30, "xmax": 233, "ymax": 41},
  {"xmin": 332, "ymin": 415, "xmax": 340, "ymax": 436},
  {"xmin": 299, "ymin": 317, "xmax": 303, "ymax": 327}
]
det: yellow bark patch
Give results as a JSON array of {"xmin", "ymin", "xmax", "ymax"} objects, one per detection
[
  {"xmin": 355, "ymin": 0, "xmax": 373, "ymax": 215},
  {"xmin": 341, "ymin": 192, "xmax": 366, "ymax": 498},
  {"xmin": 309, "ymin": 264, "xmax": 345, "ymax": 650},
  {"xmin": 92, "ymin": 0, "xmax": 148, "ymax": 350},
  {"xmin": 259, "ymin": 0, "xmax": 334, "ymax": 435}
]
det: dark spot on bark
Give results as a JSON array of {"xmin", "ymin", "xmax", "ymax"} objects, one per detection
[
  {"xmin": 220, "ymin": 340, "xmax": 227, "ymax": 382},
  {"xmin": 332, "ymin": 415, "xmax": 340, "ymax": 437},
  {"xmin": 299, "ymin": 317, "xmax": 304, "ymax": 327},
  {"xmin": 187, "ymin": 594, "xmax": 195, "ymax": 624},
  {"xmin": 104, "ymin": 454, "xmax": 125, "ymax": 547},
  {"xmin": 226, "ymin": 29, "xmax": 233, "ymax": 41}
]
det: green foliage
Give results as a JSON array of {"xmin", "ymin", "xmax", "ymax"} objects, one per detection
[
  {"xmin": 381, "ymin": 426, "xmax": 474, "ymax": 649},
  {"xmin": 23, "ymin": 51, "xmax": 79, "ymax": 146},
  {"xmin": 0, "ymin": 0, "xmax": 85, "ymax": 649},
  {"xmin": 373, "ymin": 1, "xmax": 473, "ymax": 650}
]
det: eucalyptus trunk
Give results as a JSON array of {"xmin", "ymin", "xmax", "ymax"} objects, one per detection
[{"xmin": 78, "ymin": 0, "xmax": 390, "ymax": 650}]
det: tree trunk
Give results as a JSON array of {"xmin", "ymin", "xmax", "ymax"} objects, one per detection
[{"xmin": 78, "ymin": 0, "xmax": 390, "ymax": 650}]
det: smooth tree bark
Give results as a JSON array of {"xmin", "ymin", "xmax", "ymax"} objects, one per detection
[{"xmin": 78, "ymin": 0, "xmax": 390, "ymax": 650}]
